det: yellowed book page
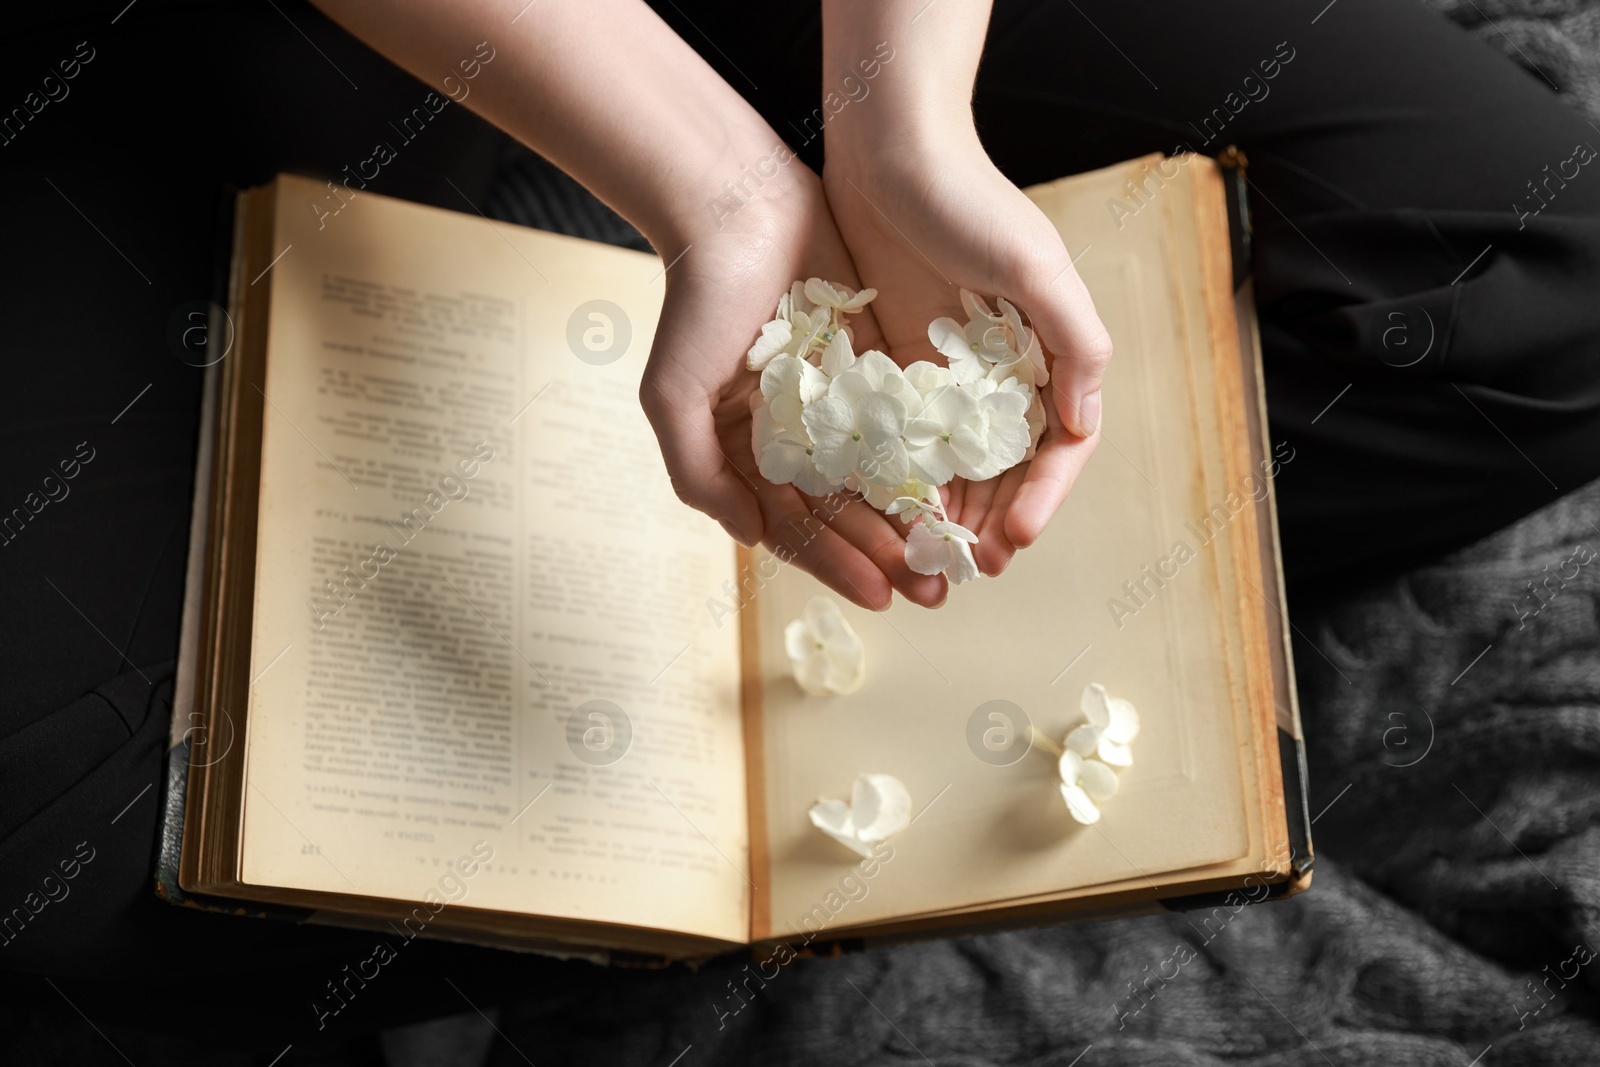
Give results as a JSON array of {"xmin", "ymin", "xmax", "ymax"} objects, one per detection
[
  {"xmin": 239, "ymin": 175, "xmax": 748, "ymax": 944},
  {"xmin": 757, "ymin": 158, "xmax": 1256, "ymax": 936}
]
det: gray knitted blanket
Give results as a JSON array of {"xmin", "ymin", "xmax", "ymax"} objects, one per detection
[
  {"xmin": 455, "ymin": 4, "xmax": 1600, "ymax": 1064},
  {"xmin": 1426, "ymin": 0, "xmax": 1600, "ymax": 120}
]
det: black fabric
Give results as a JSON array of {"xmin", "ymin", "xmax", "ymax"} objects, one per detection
[{"xmin": 2, "ymin": 0, "xmax": 1599, "ymax": 1061}]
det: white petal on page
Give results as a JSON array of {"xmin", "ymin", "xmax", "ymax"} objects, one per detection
[
  {"xmin": 851, "ymin": 774, "xmax": 911, "ymax": 842},
  {"xmin": 1064, "ymin": 724, "xmax": 1101, "ymax": 758},
  {"xmin": 1081, "ymin": 682, "xmax": 1113, "ymax": 731},
  {"xmin": 785, "ymin": 598, "xmax": 865, "ymax": 697},
  {"xmin": 1104, "ymin": 696, "xmax": 1141, "ymax": 744},
  {"xmin": 1060, "ymin": 783, "xmax": 1101, "ymax": 824},
  {"xmin": 1057, "ymin": 749, "xmax": 1083, "ymax": 786},
  {"xmin": 1078, "ymin": 758, "xmax": 1120, "ymax": 802},
  {"xmin": 808, "ymin": 798, "xmax": 874, "ymax": 858},
  {"xmin": 1097, "ymin": 738, "xmax": 1134, "ymax": 768}
]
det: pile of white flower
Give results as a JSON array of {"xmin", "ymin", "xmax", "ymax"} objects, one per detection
[{"xmin": 748, "ymin": 280, "xmax": 1048, "ymax": 585}]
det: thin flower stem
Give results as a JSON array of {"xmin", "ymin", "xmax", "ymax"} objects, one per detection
[{"xmin": 1028, "ymin": 725, "xmax": 1063, "ymax": 758}]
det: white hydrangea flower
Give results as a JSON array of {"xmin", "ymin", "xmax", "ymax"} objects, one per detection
[
  {"xmin": 819, "ymin": 328, "xmax": 858, "ymax": 378},
  {"xmin": 1058, "ymin": 749, "xmax": 1119, "ymax": 824},
  {"xmin": 927, "ymin": 316, "xmax": 990, "ymax": 386},
  {"xmin": 1066, "ymin": 682, "xmax": 1142, "ymax": 767},
  {"xmin": 746, "ymin": 319, "xmax": 796, "ymax": 372},
  {"xmin": 752, "ymin": 394, "xmax": 840, "ymax": 498},
  {"xmin": 831, "ymin": 349, "xmax": 923, "ymax": 417},
  {"xmin": 883, "ymin": 482, "xmax": 943, "ymax": 522},
  {"xmin": 809, "ymin": 773, "xmax": 910, "ymax": 857},
  {"xmin": 804, "ymin": 278, "xmax": 877, "ymax": 315},
  {"xmin": 959, "ymin": 288, "xmax": 999, "ymax": 324},
  {"xmin": 964, "ymin": 290, "xmax": 1049, "ymax": 387},
  {"xmin": 847, "ymin": 474, "xmax": 933, "ymax": 514},
  {"xmin": 953, "ymin": 378, "xmax": 1033, "ymax": 481},
  {"xmin": 761, "ymin": 354, "xmax": 828, "ymax": 429},
  {"xmin": 905, "ymin": 518, "xmax": 980, "ymax": 585},
  {"xmin": 903, "ymin": 381, "xmax": 986, "ymax": 485},
  {"xmin": 750, "ymin": 356, "xmax": 840, "ymax": 497},
  {"xmin": 803, "ymin": 356, "xmax": 912, "ymax": 487},
  {"xmin": 985, "ymin": 346, "xmax": 1040, "ymax": 391},
  {"xmin": 928, "ymin": 291, "xmax": 1049, "ymax": 389},
  {"xmin": 1034, "ymin": 683, "xmax": 1139, "ymax": 824},
  {"xmin": 746, "ymin": 282, "xmax": 830, "ymax": 371},
  {"xmin": 784, "ymin": 596, "xmax": 866, "ymax": 696},
  {"xmin": 902, "ymin": 359, "xmax": 954, "ymax": 397}
]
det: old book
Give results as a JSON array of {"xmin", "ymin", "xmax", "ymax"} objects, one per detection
[{"xmin": 168, "ymin": 158, "xmax": 1310, "ymax": 963}]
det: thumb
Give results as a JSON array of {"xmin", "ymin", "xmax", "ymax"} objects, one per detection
[{"xmin": 1019, "ymin": 266, "xmax": 1113, "ymax": 439}]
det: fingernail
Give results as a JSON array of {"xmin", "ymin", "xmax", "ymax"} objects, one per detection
[
  {"xmin": 1075, "ymin": 390, "xmax": 1102, "ymax": 437},
  {"xmin": 720, "ymin": 519, "xmax": 756, "ymax": 548}
]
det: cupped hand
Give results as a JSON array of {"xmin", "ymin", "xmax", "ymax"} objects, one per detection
[
  {"xmin": 822, "ymin": 124, "xmax": 1112, "ymax": 577},
  {"xmin": 637, "ymin": 167, "xmax": 949, "ymax": 611}
]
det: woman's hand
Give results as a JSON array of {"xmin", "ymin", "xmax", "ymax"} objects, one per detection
[
  {"xmin": 821, "ymin": 0, "xmax": 1112, "ymax": 576},
  {"xmin": 641, "ymin": 170, "xmax": 949, "ymax": 611}
]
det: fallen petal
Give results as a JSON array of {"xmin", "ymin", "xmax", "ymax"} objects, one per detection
[
  {"xmin": 1097, "ymin": 738, "xmax": 1134, "ymax": 767},
  {"xmin": 808, "ymin": 799, "xmax": 875, "ymax": 857},
  {"xmin": 1064, "ymin": 724, "xmax": 1101, "ymax": 758},
  {"xmin": 1078, "ymin": 758, "xmax": 1120, "ymax": 802},
  {"xmin": 851, "ymin": 774, "xmax": 912, "ymax": 842},
  {"xmin": 1081, "ymin": 682, "xmax": 1112, "ymax": 731},
  {"xmin": 1060, "ymin": 783, "xmax": 1101, "ymax": 824},
  {"xmin": 1104, "ymin": 696, "xmax": 1141, "ymax": 744},
  {"xmin": 824, "ymin": 646, "xmax": 867, "ymax": 695},
  {"xmin": 786, "ymin": 598, "xmax": 865, "ymax": 697}
]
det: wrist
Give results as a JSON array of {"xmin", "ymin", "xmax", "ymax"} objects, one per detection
[
  {"xmin": 638, "ymin": 121, "xmax": 820, "ymax": 254},
  {"xmin": 823, "ymin": 102, "xmax": 981, "ymax": 196},
  {"xmin": 819, "ymin": 0, "xmax": 987, "ymax": 175}
]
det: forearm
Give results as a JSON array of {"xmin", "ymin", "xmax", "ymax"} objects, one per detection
[
  {"xmin": 820, "ymin": 0, "xmax": 992, "ymax": 156},
  {"xmin": 310, "ymin": 0, "xmax": 794, "ymax": 251}
]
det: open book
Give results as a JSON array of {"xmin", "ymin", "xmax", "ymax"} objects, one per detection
[{"xmin": 170, "ymin": 159, "xmax": 1310, "ymax": 962}]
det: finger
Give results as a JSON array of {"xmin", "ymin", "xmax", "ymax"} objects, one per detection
[
  {"xmin": 954, "ymin": 475, "xmax": 998, "ymax": 543},
  {"xmin": 974, "ymin": 466, "xmax": 1025, "ymax": 575},
  {"xmin": 844, "ymin": 303, "xmax": 889, "ymax": 357},
  {"xmin": 1019, "ymin": 266, "xmax": 1113, "ymax": 440},
  {"xmin": 1004, "ymin": 402, "xmax": 1100, "ymax": 548},
  {"xmin": 639, "ymin": 371, "xmax": 764, "ymax": 547},
  {"xmin": 813, "ymin": 494, "xmax": 948, "ymax": 609},
  {"xmin": 759, "ymin": 485, "xmax": 893, "ymax": 611}
]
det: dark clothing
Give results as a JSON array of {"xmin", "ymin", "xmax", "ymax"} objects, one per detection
[{"xmin": 2, "ymin": 0, "xmax": 1598, "ymax": 1052}]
